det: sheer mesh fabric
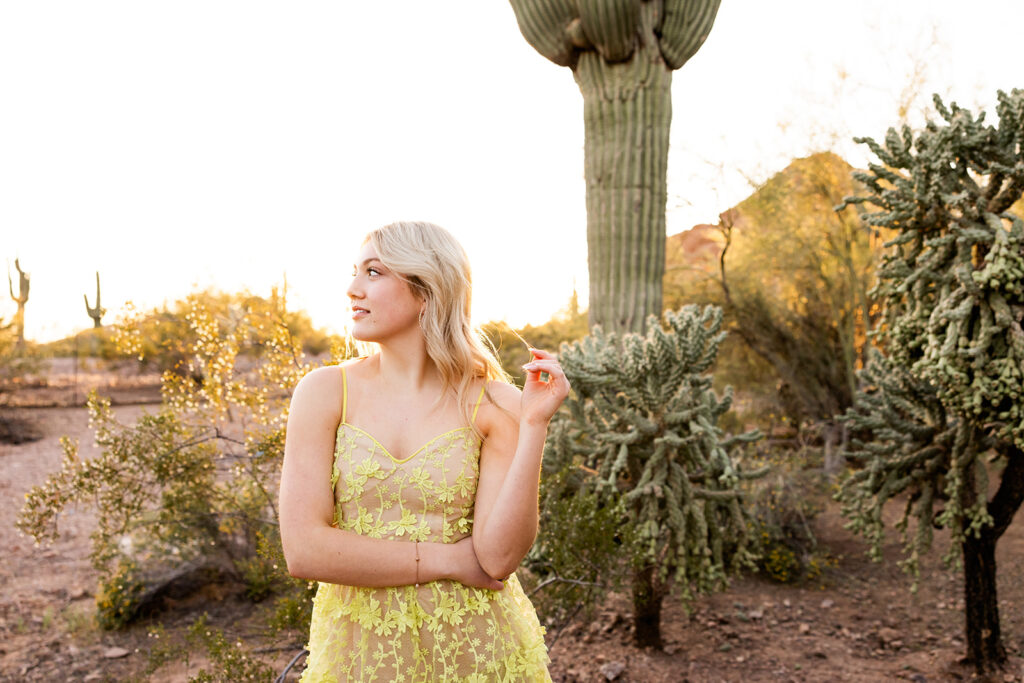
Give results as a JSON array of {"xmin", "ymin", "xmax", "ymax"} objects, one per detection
[{"xmin": 300, "ymin": 370, "xmax": 551, "ymax": 682}]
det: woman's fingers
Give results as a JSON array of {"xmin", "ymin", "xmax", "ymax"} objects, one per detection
[
  {"xmin": 527, "ymin": 347, "xmax": 555, "ymax": 360},
  {"xmin": 523, "ymin": 359, "xmax": 567, "ymax": 383}
]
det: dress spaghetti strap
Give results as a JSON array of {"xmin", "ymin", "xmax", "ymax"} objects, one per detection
[{"xmin": 471, "ymin": 383, "xmax": 486, "ymax": 424}]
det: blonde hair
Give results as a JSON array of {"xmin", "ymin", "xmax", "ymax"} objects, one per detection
[{"xmin": 366, "ymin": 221, "xmax": 510, "ymax": 432}]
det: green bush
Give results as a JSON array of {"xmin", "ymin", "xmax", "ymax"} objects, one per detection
[{"xmin": 17, "ymin": 286, "xmax": 351, "ymax": 630}]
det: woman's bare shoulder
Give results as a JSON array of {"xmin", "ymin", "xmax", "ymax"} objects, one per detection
[
  {"xmin": 482, "ymin": 379, "xmax": 521, "ymax": 408},
  {"xmin": 476, "ymin": 379, "xmax": 521, "ymax": 432}
]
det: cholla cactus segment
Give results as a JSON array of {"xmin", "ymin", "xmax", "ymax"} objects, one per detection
[
  {"xmin": 546, "ymin": 304, "xmax": 763, "ymax": 593},
  {"xmin": 839, "ymin": 89, "xmax": 1024, "ymax": 448}
]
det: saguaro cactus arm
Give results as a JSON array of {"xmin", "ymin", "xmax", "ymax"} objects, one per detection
[
  {"xmin": 577, "ymin": 0, "xmax": 642, "ymax": 62},
  {"xmin": 659, "ymin": 0, "xmax": 722, "ymax": 69},
  {"xmin": 508, "ymin": 0, "xmax": 578, "ymax": 66}
]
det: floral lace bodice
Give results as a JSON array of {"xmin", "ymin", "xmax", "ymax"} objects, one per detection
[{"xmin": 299, "ymin": 369, "xmax": 550, "ymax": 682}]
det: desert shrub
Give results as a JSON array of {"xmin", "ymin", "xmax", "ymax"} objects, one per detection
[
  {"xmin": 94, "ymin": 559, "xmax": 145, "ymax": 630},
  {"xmin": 17, "ymin": 286, "xmax": 354, "ymax": 630},
  {"xmin": 524, "ymin": 469, "xmax": 638, "ymax": 628},
  {"xmin": 146, "ymin": 614, "xmax": 276, "ymax": 682},
  {"xmin": 114, "ymin": 287, "xmax": 337, "ymax": 376},
  {"xmin": 743, "ymin": 454, "xmax": 832, "ymax": 584}
]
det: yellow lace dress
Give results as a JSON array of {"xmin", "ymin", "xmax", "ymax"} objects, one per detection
[{"xmin": 300, "ymin": 369, "xmax": 551, "ymax": 682}]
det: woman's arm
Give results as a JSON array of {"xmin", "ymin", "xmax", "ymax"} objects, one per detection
[
  {"xmin": 278, "ymin": 365, "xmax": 502, "ymax": 590},
  {"xmin": 472, "ymin": 349, "xmax": 570, "ymax": 579}
]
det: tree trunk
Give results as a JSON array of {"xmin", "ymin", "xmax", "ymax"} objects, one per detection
[
  {"xmin": 959, "ymin": 442, "xmax": 1024, "ymax": 673},
  {"xmin": 961, "ymin": 532, "xmax": 1006, "ymax": 671},
  {"xmin": 574, "ymin": 8, "xmax": 671, "ymax": 335},
  {"xmin": 631, "ymin": 564, "xmax": 665, "ymax": 648},
  {"xmin": 822, "ymin": 420, "xmax": 844, "ymax": 478}
]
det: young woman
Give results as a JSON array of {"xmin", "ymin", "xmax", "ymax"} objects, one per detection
[{"xmin": 279, "ymin": 221, "xmax": 569, "ymax": 681}]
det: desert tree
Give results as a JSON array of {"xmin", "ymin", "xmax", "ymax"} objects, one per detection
[
  {"xmin": 836, "ymin": 89, "xmax": 1024, "ymax": 673},
  {"xmin": 509, "ymin": 0, "xmax": 720, "ymax": 334}
]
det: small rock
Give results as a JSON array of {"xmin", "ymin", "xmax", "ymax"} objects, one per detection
[
  {"xmin": 599, "ymin": 661, "xmax": 626, "ymax": 681},
  {"xmin": 718, "ymin": 643, "xmax": 733, "ymax": 652},
  {"xmin": 748, "ymin": 609, "xmax": 764, "ymax": 620},
  {"xmin": 877, "ymin": 627, "xmax": 902, "ymax": 645},
  {"xmin": 798, "ymin": 623, "xmax": 811, "ymax": 635},
  {"xmin": 601, "ymin": 613, "xmax": 623, "ymax": 634},
  {"xmin": 103, "ymin": 647, "xmax": 130, "ymax": 659},
  {"xmin": 69, "ymin": 587, "xmax": 89, "ymax": 600},
  {"xmin": 909, "ymin": 675, "xmax": 928, "ymax": 683},
  {"xmin": 820, "ymin": 599, "xmax": 835, "ymax": 609},
  {"xmin": 84, "ymin": 672, "xmax": 103, "ymax": 682},
  {"xmin": 783, "ymin": 599, "xmax": 791, "ymax": 608}
]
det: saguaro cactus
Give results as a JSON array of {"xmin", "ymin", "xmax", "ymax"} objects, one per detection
[
  {"xmin": 85, "ymin": 271, "xmax": 106, "ymax": 328},
  {"xmin": 509, "ymin": 0, "xmax": 721, "ymax": 333},
  {"xmin": 7, "ymin": 258, "xmax": 30, "ymax": 346}
]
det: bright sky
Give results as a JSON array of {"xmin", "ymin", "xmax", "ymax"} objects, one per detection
[{"xmin": 1, "ymin": 1, "xmax": 1020, "ymax": 343}]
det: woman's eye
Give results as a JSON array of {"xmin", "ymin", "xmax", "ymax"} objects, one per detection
[{"xmin": 367, "ymin": 267, "xmax": 381, "ymax": 277}]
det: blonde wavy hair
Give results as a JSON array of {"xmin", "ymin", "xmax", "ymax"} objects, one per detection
[{"xmin": 366, "ymin": 221, "xmax": 511, "ymax": 432}]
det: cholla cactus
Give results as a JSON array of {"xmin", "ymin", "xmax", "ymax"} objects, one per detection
[
  {"xmin": 509, "ymin": 0, "xmax": 721, "ymax": 333},
  {"xmin": 837, "ymin": 89, "xmax": 1024, "ymax": 673},
  {"xmin": 85, "ymin": 271, "xmax": 106, "ymax": 328},
  {"xmin": 541, "ymin": 304, "xmax": 762, "ymax": 647}
]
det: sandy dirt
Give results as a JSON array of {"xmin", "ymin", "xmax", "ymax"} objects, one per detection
[{"xmin": 2, "ymin": 386, "xmax": 1024, "ymax": 681}]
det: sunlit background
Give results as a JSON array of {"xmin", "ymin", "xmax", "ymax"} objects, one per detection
[{"xmin": 1, "ymin": 1, "xmax": 1020, "ymax": 342}]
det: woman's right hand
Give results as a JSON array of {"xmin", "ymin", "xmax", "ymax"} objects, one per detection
[{"xmin": 446, "ymin": 537, "xmax": 504, "ymax": 591}]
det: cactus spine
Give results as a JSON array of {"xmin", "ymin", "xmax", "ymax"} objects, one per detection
[
  {"xmin": 509, "ymin": 0, "xmax": 721, "ymax": 334},
  {"xmin": 7, "ymin": 258, "xmax": 29, "ymax": 346},
  {"xmin": 85, "ymin": 271, "xmax": 106, "ymax": 328},
  {"xmin": 837, "ymin": 89, "xmax": 1024, "ymax": 674}
]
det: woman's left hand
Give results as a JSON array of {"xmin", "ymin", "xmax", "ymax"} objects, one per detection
[{"xmin": 520, "ymin": 348, "xmax": 570, "ymax": 426}]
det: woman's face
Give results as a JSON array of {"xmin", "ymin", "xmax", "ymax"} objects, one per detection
[{"xmin": 346, "ymin": 242, "xmax": 423, "ymax": 343}]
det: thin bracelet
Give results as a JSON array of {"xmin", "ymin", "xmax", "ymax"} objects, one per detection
[{"xmin": 414, "ymin": 541, "xmax": 420, "ymax": 587}]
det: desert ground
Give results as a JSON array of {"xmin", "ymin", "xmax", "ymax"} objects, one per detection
[{"xmin": 2, "ymin": 362, "xmax": 1023, "ymax": 682}]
